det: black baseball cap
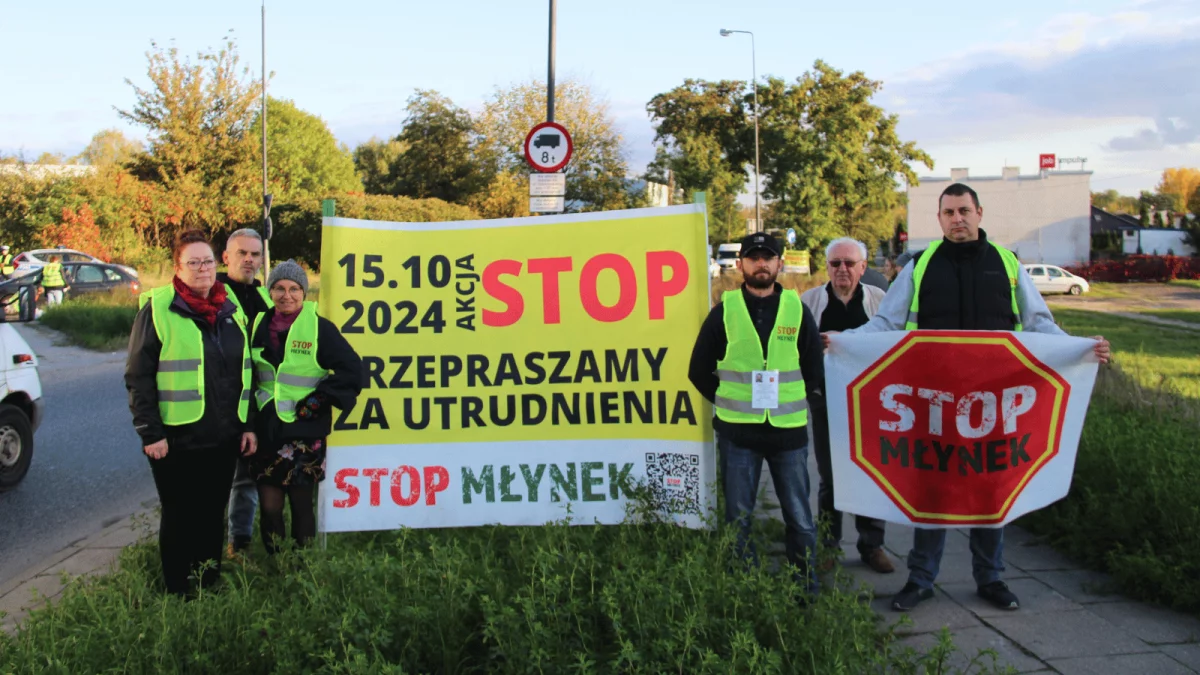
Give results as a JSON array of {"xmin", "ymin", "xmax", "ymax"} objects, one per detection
[{"xmin": 739, "ymin": 232, "xmax": 782, "ymax": 258}]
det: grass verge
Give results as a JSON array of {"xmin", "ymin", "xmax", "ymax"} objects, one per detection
[
  {"xmin": 0, "ymin": 507, "xmax": 1012, "ymax": 674},
  {"xmin": 1052, "ymin": 308, "xmax": 1199, "ymax": 400},
  {"xmin": 38, "ymin": 292, "xmax": 137, "ymax": 351},
  {"xmin": 1168, "ymin": 279, "xmax": 1200, "ymax": 289},
  {"xmin": 1020, "ymin": 308, "xmax": 1200, "ymax": 614},
  {"xmin": 1134, "ymin": 308, "xmax": 1200, "ymax": 325}
]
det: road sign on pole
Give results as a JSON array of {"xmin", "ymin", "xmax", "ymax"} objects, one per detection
[
  {"xmin": 524, "ymin": 121, "xmax": 573, "ymax": 173},
  {"xmin": 529, "ymin": 173, "xmax": 566, "ymax": 197},
  {"xmin": 529, "ymin": 196, "xmax": 565, "ymax": 213}
]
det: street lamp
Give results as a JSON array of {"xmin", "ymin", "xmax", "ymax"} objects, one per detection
[{"xmin": 720, "ymin": 28, "xmax": 760, "ymax": 233}]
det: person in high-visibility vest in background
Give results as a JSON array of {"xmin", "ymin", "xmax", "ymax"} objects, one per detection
[
  {"xmin": 688, "ymin": 231, "xmax": 828, "ymax": 602},
  {"xmin": 249, "ymin": 259, "xmax": 362, "ymax": 554},
  {"xmin": 0, "ymin": 245, "xmax": 14, "ymax": 279},
  {"xmin": 827, "ymin": 182, "xmax": 1112, "ymax": 613},
  {"xmin": 40, "ymin": 255, "xmax": 68, "ymax": 306}
]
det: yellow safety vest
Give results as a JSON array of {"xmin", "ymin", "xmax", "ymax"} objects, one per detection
[
  {"xmin": 906, "ymin": 240, "xmax": 1023, "ymax": 331},
  {"xmin": 41, "ymin": 262, "xmax": 65, "ymax": 288},
  {"xmin": 714, "ymin": 289, "xmax": 808, "ymax": 428},
  {"xmin": 139, "ymin": 286, "xmax": 252, "ymax": 425},
  {"xmin": 0, "ymin": 254, "xmax": 13, "ymax": 275},
  {"xmin": 251, "ymin": 302, "xmax": 326, "ymax": 423},
  {"xmin": 227, "ymin": 284, "xmax": 273, "ymax": 329}
]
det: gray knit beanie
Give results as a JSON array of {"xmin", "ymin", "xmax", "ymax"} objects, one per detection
[{"xmin": 268, "ymin": 259, "xmax": 308, "ymax": 295}]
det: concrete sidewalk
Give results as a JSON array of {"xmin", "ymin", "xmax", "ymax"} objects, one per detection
[
  {"xmin": 756, "ymin": 473, "xmax": 1200, "ymax": 674},
  {"xmin": 0, "ymin": 505, "xmax": 154, "ymax": 633}
]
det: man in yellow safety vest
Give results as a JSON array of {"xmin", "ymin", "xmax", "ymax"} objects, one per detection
[{"xmin": 689, "ymin": 231, "xmax": 828, "ymax": 600}]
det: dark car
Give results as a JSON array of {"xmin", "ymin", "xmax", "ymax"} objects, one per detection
[
  {"xmin": 533, "ymin": 133, "xmax": 560, "ymax": 149},
  {"xmin": 61, "ymin": 262, "xmax": 141, "ymax": 297}
]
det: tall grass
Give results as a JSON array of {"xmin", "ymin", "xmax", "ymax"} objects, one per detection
[
  {"xmin": 0, "ymin": 508, "xmax": 1012, "ymax": 674},
  {"xmin": 38, "ymin": 292, "xmax": 137, "ymax": 351},
  {"xmin": 1018, "ymin": 365, "xmax": 1200, "ymax": 614}
]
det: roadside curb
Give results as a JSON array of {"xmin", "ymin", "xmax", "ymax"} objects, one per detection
[{"xmin": 0, "ymin": 503, "xmax": 157, "ymax": 634}]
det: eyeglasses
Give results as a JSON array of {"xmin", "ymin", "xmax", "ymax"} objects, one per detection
[
  {"xmin": 827, "ymin": 259, "xmax": 862, "ymax": 268},
  {"xmin": 184, "ymin": 259, "xmax": 217, "ymax": 270}
]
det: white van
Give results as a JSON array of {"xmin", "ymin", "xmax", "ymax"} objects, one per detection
[
  {"xmin": 716, "ymin": 243, "xmax": 742, "ymax": 274},
  {"xmin": 0, "ymin": 283, "xmax": 45, "ymax": 491}
]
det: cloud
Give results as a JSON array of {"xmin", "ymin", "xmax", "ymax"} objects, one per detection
[{"xmin": 887, "ymin": 6, "xmax": 1200, "ymax": 151}]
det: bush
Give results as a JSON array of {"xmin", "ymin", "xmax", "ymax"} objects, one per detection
[
  {"xmin": 272, "ymin": 194, "xmax": 480, "ymax": 268},
  {"xmin": 1019, "ymin": 366, "xmax": 1200, "ymax": 613},
  {"xmin": 1064, "ymin": 255, "xmax": 1200, "ymax": 283},
  {"xmin": 0, "ymin": 510, "xmax": 1011, "ymax": 673},
  {"xmin": 38, "ymin": 292, "xmax": 137, "ymax": 351}
]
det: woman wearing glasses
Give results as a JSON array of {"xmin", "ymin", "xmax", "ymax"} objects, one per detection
[
  {"xmin": 249, "ymin": 260, "xmax": 361, "ymax": 554},
  {"xmin": 125, "ymin": 229, "xmax": 257, "ymax": 597}
]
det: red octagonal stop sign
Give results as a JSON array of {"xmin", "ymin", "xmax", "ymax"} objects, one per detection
[{"xmin": 848, "ymin": 331, "xmax": 1070, "ymax": 525}]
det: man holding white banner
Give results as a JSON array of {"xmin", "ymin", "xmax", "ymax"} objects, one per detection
[{"xmin": 826, "ymin": 183, "xmax": 1110, "ymax": 613}]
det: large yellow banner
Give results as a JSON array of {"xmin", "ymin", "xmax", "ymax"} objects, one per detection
[{"xmin": 317, "ymin": 205, "xmax": 715, "ymax": 532}]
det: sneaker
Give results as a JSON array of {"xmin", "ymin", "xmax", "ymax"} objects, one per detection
[
  {"xmin": 862, "ymin": 548, "xmax": 895, "ymax": 574},
  {"xmin": 977, "ymin": 581, "xmax": 1020, "ymax": 610},
  {"xmin": 891, "ymin": 582, "xmax": 934, "ymax": 611}
]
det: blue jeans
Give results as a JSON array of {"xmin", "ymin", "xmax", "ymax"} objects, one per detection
[
  {"xmin": 718, "ymin": 435, "xmax": 818, "ymax": 594},
  {"xmin": 227, "ymin": 456, "xmax": 258, "ymax": 544},
  {"xmin": 907, "ymin": 527, "xmax": 1005, "ymax": 590}
]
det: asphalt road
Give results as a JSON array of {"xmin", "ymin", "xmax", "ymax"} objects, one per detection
[{"xmin": 0, "ymin": 324, "xmax": 157, "ymax": 585}]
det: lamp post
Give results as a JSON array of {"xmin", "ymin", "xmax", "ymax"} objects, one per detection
[{"xmin": 720, "ymin": 28, "xmax": 760, "ymax": 233}]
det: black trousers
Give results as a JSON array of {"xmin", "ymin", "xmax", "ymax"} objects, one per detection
[
  {"xmin": 148, "ymin": 438, "xmax": 239, "ymax": 595},
  {"xmin": 811, "ymin": 419, "xmax": 886, "ymax": 556}
]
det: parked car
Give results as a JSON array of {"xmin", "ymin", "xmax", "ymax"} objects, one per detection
[
  {"xmin": 11, "ymin": 248, "xmax": 138, "ymax": 280},
  {"xmin": 1024, "ymin": 264, "xmax": 1090, "ymax": 295},
  {"xmin": 715, "ymin": 243, "xmax": 742, "ymax": 273},
  {"xmin": 61, "ymin": 262, "xmax": 141, "ymax": 298}
]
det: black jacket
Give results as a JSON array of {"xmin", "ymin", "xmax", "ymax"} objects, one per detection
[
  {"xmin": 688, "ymin": 284, "xmax": 827, "ymax": 452},
  {"xmin": 125, "ymin": 289, "xmax": 253, "ymax": 449},
  {"xmin": 217, "ymin": 272, "xmax": 270, "ymax": 327},
  {"xmin": 252, "ymin": 308, "xmax": 363, "ymax": 446},
  {"xmin": 916, "ymin": 230, "xmax": 1017, "ymax": 331}
]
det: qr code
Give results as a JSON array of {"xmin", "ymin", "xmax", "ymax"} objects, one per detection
[{"xmin": 645, "ymin": 452, "xmax": 702, "ymax": 516}]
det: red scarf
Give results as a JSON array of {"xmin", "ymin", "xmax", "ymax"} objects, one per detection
[{"xmin": 173, "ymin": 275, "xmax": 228, "ymax": 327}]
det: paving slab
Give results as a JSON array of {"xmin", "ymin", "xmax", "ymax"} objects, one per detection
[
  {"xmin": 938, "ymin": 578, "xmax": 1082, "ymax": 618},
  {"xmin": 1162, "ymin": 643, "xmax": 1200, "ymax": 672},
  {"xmin": 0, "ymin": 575, "xmax": 66, "ymax": 617},
  {"xmin": 873, "ymin": 588, "xmax": 984, "ymax": 636},
  {"xmin": 89, "ymin": 523, "xmax": 145, "ymax": 549},
  {"xmin": 1087, "ymin": 601, "xmax": 1200, "ymax": 645},
  {"xmin": 1004, "ymin": 540, "xmax": 1081, "ymax": 572},
  {"xmin": 1033, "ymin": 568, "xmax": 1121, "ymax": 605},
  {"xmin": 1047, "ymin": 652, "xmax": 1196, "ymax": 675},
  {"xmin": 39, "ymin": 547, "xmax": 120, "ymax": 579},
  {"xmin": 895, "ymin": 625, "xmax": 1047, "ymax": 674},
  {"xmin": 987, "ymin": 609, "xmax": 1150, "ymax": 660}
]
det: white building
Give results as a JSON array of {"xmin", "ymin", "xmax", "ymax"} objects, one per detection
[{"xmin": 906, "ymin": 167, "xmax": 1092, "ymax": 266}]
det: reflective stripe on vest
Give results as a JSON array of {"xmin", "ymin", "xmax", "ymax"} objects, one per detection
[
  {"xmin": 713, "ymin": 289, "xmax": 808, "ymax": 428},
  {"xmin": 140, "ymin": 286, "xmax": 252, "ymax": 425},
  {"xmin": 251, "ymin": 302, "xmax": 325, "ymax": 423},
  {"xmin": 41, "ymin": 262, "xmax": 65, "ymax": 287},
  {"xmin": 906, "ymin": 241, "xmax": 1024, "ymax": 332}
]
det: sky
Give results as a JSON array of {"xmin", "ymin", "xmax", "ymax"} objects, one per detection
[{"xmin": 2, "ymin": 0, "xmax": 1197, "ymax": 197}]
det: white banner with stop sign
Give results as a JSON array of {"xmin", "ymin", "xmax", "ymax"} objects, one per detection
[{"xmin": 825, "ymin": 330, "xmax": 1099, "ymax": 528}]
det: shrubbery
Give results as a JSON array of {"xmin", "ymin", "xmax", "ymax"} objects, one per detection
[{"xmin": 1065, "ymin": 255, "xmax": 1200, "ymax": 283}]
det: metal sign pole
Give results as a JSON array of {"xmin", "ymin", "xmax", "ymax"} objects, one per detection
[
  {"xmin": 261, "ymin": 1, "xmax": 272, "ymax": 280},
  {"xmin": 547, "ymin": 0, "xmax": 556, "ymax": 123}
]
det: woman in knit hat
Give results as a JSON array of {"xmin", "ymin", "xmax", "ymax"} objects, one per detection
[{"xmin": 249, "ymin": 260, "xmax": 363, "ymax": 553}]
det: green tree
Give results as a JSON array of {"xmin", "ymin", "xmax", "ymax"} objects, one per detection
[
  {"xmin": 476, "ymin": 79, "xmax": 630, "ymax": 212},
  {"xmin": 387, "ymin": 90, "xmax": 483, "ymax": 203},
  {"xmin": 34, "ymin": 152, "xmax": 66, "ymax": 165},
  {"xmin": 117, "ymin": 36, "xmax": 262, "ymax": 240},
  {"xmin": 1091, "ymin": 189, "xmax": 1139, "ymax": 214},
  {"xmin": 353, "ymin": 137, "xmax": 407, "ymax": 195},
  {"xmin": 250, "ymin": 97, "xmax": 362, "ymax": 201},
  {"xmin": 77, "ymin": 129, "xmax": 144, "ymax": 167},
  {"xmin": 647, "ymin": 79, "xmax": 751, "ymax": 242},
  {"xmin": 757, "ymin": 63, "xmax": 932, "ymax": 253}
]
